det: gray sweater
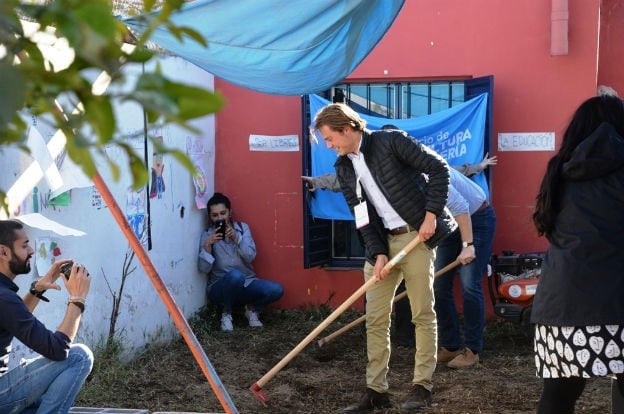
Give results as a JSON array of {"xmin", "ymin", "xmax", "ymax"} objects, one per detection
[{"xmin": 198, "ymin": 221, "xmax": 257, "ymax": 294}]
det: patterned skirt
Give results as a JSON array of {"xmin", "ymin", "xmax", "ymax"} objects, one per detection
[{"xmin": 534, "ymin": 324, "xmax": 624, "ymax": 378}]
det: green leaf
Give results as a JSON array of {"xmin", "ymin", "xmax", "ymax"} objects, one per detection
[
  {"xmin": 83, "ymin": 96, "xmax": 115, "ymax": 144},
  {"xmin": 172, "ymin": 86, "xmax": 225, "ymax": 120},
  {"xmin": 125, "ymin": 47, "xmax": 155, "ymax": 64},
  {"xmin": 143, "ymin": 0, "xmax": 157, "ymax": 12},
  {"xmin": 0, "ymin": 115, "xmax": 27, "ymax": 147},
  {"xmin": 176, "ymin": 27, "xmax": 208, "ymax": 47},
  {"xmin": 74, "ymin": 2, "xmax": 117, "ymax": 39},
  {"xmin": 134, "ymin": 73, "xmax": 225, "ymax": 121},
  {"xmin": 165, "ymin": 25, "xmax": 185, "ymax": 42},
  {"xmin": 0, "ymin": 62, "xmax": 26, "ymax": 125},
  {"xmin": 169, "ymin": 149, "xmax": 194, "ymax": 172},
  {"xmin": 66, "ymin": 141, "xmax": 97, "ymax": 179},
  {"xmin": 128, "ymin": 152, "xmax": 149, "ymax": 190},
  {"xmin": 0, "ymin": 7, "xmax": 23, "ymax": 38},
  {"xmin": 132, "ymin": 90, "xmax": 178, "ymax": 117},
  {"xmin": 0, "ymin": 190, "xmax": 8, "ymax": 218},
  {"xmin": 106, "ymin": 157, "xmax": 121, "ymax": 182}
]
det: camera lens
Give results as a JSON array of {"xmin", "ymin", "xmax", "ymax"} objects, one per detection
[{"xmin": 60, "ymin": 262, "xmax": 73, "ymax": 279}]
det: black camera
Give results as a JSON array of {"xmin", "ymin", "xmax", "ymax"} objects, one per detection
[
  {"xmin": 59, "ymin": 261, "xmax": 73, "ymax": 280},
  {"xmin": 214, "ymin": 220, "xmax": 226, "ymax": 238}
]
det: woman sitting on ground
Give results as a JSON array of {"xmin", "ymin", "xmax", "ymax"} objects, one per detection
[{"xmin": 198, "ymin": 192, "xmax": 284, "ymax": 331}]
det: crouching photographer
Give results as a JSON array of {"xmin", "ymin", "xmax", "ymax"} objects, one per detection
[{"xmin": 0, "ymin": 219, "xmax": 93, "ymax": 413}]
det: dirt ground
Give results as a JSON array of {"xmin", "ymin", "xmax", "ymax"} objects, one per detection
[{"xmin": 76, "ymin": 306, "xmax": 613, "ymax": 414}]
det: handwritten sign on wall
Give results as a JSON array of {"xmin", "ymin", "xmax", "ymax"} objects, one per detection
[
  {"xmin": 249, "ymin": 134, "xmax": 299, "ymax": 152},
  {"xmin": 498, "ymin": 132, "xmax": 555, "ymax": 152}
]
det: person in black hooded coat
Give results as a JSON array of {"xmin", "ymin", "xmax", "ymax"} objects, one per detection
[{"xmin": 532, "ymin": 94, "xmax": 624, "ymax": 413}]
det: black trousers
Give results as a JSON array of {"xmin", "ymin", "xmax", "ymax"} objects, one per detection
[{"xmin": 537, "ymin": 375, "xmax": 624, "ymax": 414}]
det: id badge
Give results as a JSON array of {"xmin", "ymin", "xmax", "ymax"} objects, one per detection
[{"xmin": 354, "ymin": 201, "xmax": 369, "ymax": 229}]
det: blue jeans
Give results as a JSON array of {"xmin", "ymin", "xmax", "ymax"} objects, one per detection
[
  {"xmin": 434, "ymin": 204, "xmax": 496, "ymax": 353},
  {"xmin": 393, "ymin": 281, "xmax": 415, "ymax": 347},
  {"xmin": 0, "ymin": 343, "xmax": 94, "ymax": 414},
  {"xmin": 207, "ymin": 269, "xmax": 284, "ymax": 313}
]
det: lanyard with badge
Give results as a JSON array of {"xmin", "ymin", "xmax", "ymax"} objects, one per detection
[{"xmin": 353, "ymin": 177, "xmax": 369, "ymax": 229}]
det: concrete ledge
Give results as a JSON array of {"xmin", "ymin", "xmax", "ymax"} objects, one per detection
[
  {"xmin": 70, "ymin": 410, "xmax": 219, "ymax": 414},
  {"xmin": 70, "ymin": 409, "xmax": 149, "ymax": 414}
]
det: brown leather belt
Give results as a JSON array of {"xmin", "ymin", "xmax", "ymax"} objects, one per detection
[
  {"xmin": 388, "ymin": 224, "xmax": 417, "ymax": 235},
  {"xmin": 476, "ymin": 200, "xmax": 489, "ymax": 212}
]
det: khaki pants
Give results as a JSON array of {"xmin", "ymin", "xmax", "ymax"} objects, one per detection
[{"xmin": 363, "ymin": 232, "xmax": 437, "ymax": 393}]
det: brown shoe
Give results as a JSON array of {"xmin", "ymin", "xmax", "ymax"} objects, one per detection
[
  {"xmin": 447, "ymin": 348, "xmax": 479, "ymax": 368},
  {"xmin": 340, "ymin": 388, "xmax": 395, "ymax": 413},
  {"xmin": 437, "ymin": 347, "xmax": 463, "ymax": 363},
  {"xmin": 399, "ymin": 384, "xmax": 432, "ymax": 411}
]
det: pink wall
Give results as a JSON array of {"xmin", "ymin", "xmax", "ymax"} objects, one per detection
[
  {"xmin": 350, "ymin": 0, "xmax": 600, "ymax": 254},
  {"xmin": 213, "ymin": 86, "xmax": 364, "ymax": 309},
  {"xmin": 213, "ymin": 0, "xmax": 618, "ymax": 312},
  {"xmin": 598, "ymin": 0, "xmax": 624, "ymax": 95}
]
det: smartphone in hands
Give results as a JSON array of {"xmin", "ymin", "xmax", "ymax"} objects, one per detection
[{"xmin": 214, "ymin": 220, "xmax": 227, "ymax": 239}]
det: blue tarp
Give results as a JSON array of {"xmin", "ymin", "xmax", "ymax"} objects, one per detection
[
  {"xmin": 308, "ymin": 93, "xmax": 489, "ymax": 220},
  {"xmin": 123, "ymin": 0, "xmax": 405, "ymax": 95}
]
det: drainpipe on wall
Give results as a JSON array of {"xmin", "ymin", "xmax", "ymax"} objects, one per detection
[{"xmin": 551, "ymin": 0, "xmax": 569, "ymax": 55}]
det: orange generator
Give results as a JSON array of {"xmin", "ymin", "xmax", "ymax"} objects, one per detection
[{"xmin": 488, "ymin": 250, "xmax": 545, "ymax": 330}]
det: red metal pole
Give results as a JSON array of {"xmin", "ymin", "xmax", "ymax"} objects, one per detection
[{"xmin": 92, "ymin": 172, "xmax": 238, "ymax": 414}]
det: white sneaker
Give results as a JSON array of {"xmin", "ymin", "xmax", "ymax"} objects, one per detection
[
  {"xmin": 220, "ymin": 313, "xmax": 233, "ymax": 332},
  {"xmin": 245, "ymin": 309, "xmax": 263, "ymax": 328}
]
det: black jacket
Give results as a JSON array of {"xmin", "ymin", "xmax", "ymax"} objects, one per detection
[
  {"xmin": 334, "ymin": 129, "xmax": 457, "ymax": 264},
  {"xmin": 531, "ymin": 122, "xmax": 624, "ymax": 325},
  {"xmin": 0, "ymin": 273, "xmax": 71, "ymax": 375}
]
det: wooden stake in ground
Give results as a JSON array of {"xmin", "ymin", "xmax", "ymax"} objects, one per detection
[{"xmin": 249, "ymin": 235, "xmax": 423, "ymax": 405}]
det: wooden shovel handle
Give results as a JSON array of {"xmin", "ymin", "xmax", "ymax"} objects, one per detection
[{"xmin": 251, "ymin": 235, "xmax": 422, "ymax": 392}]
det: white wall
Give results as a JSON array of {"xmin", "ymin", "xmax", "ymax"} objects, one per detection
[{"xmin": 2, "ymin": 55, "xmax": 215, "ymax": 364}]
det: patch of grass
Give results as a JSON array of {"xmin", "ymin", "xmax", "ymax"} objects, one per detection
[
  {"xmin": 78, "ymin": 339, "xmax": 136, "ymax": 406},
  {"xmin": 77, "ymin": 308, "xmax": 586, "ymax": 414},
  {"xmin": 188, "ymin": 304, "xmax": 220, "ymax": 341}
]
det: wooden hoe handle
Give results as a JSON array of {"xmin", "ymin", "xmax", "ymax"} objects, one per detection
[
  {"xmin": 317, "ymin": 258, "xmax": 462, "ymax": 347},
  {"xmin": 250, "ymin": 235, "xmax": 422, "ymax": 404}
]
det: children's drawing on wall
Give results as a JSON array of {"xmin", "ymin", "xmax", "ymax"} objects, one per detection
[
  {"xmin": 91, "ymin": 187, "xmax": 104, "ymax": 209},
  {"xmin": 186, "ymin": 135, "xmax": 213, "ymax": 209},
  {"xmin": 126, "ymin": 187, "xmax": 147, "ymax": 240},
  {"xmin": 32, "ymin": 187, "xmax": 39, "ymax": 213},
  {"xmin": 35, "ymin": 237, "xmax": 63, "ymax": 276},
  {"xmin": 48, "ymin": 191, "xmax": 70, "ymax": 207},
  {"xmin": 150, "ymin": 135, "xmax": 166, "ymax": 199},
  {"xmin": 30, "ymin": 186, "xmax": 70, "ymax": 213},
  {"xmin": 192, "ymin": 165, "xmax": 208, "ymax": 209}
]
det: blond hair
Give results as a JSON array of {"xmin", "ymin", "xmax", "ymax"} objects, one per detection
[{"xmin": 312, "ymin": 103, "xmax": 367, "ymax": 133}]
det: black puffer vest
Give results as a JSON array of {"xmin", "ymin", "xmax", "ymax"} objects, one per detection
[{"xmin": 335, "ymin": 129, "xmax": 457, "ymax": 264}]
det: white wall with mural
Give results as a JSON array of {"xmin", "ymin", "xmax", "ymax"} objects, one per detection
[{"xmin": 1, "ymin": 54, "xmax": 216, "ymax": 364}]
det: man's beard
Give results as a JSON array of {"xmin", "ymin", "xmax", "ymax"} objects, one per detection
[{"xmin": 9, "ymin": 250, "xmax": 31, "ymax": 275}]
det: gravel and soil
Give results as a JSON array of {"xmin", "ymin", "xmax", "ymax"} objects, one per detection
[{"xmin": 75, "ymin": 306, "xmax": 612, "ymax": 413}]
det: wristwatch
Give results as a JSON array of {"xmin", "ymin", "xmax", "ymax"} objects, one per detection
[
  {"xmin": 29, "ymin": 280, "xmax": 50, "ymax": 302},
  {"xmin": 462, "ymin": 241, "xmax": 474, "ymax": 248}
]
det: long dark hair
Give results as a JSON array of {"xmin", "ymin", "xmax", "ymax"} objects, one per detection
[
  {"xmin": 533, "ymin": 95, "xmax": 624, "ymax": 236},
  {"xmin": 207, "ymin": 192, "xmax": 231, "ymax": 211}
]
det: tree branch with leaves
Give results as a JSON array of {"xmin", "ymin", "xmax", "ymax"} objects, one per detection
[{"xmin": 0, "ymin": 0, "xmax": 224, "ymax": 212}]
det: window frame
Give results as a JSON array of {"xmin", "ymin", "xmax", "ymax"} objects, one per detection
[{"xmin": 302, "ymin": 76, "xmax": 493, "ymax": 269}]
